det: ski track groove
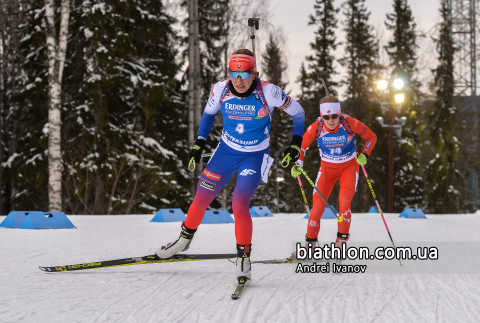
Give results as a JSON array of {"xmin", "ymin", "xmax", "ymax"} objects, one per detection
[{"xmin": 94, "ymin": 273, "xmax": 173, "ymax": 323}]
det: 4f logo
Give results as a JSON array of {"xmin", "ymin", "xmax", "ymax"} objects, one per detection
[
  {"xmin": 235, "ymin": 123, "xmax": 245, "ymax": 134},
  {"xmin": 239, "ymin": 169, "xmax": 256, "ymax": 176},
  {"xmin": 308, "ymin": 220, "xmax": 319, "ymax": 227}
]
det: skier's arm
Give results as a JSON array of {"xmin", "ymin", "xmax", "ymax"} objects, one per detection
[
  {"xmin": 297, "ymin": 120, "xmax": 320, "ymax": 167},
  {"xmin": 264, "ymin": 84, "xmax": 305, "ymax": 137},
  {"xmin": 347, "ymin": 117, "xmax": 377, "ymax": 156},
  {"xmin": 197, "ymin": 84, "xmax": 222, "ymax": 140},
  {"xmin": 278, "ymin": 96, "xmax": 305, "ymax": 138}
]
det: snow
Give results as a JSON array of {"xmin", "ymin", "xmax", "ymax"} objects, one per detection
[{"xmin": 1, "ymin": 212, "xmax": 479, "ymax": 322}]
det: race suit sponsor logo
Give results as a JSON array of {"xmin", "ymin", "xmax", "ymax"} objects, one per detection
[
  {"xmin": 364, "ymin": 141, "xmax": 372, "ymax": 151},
  {"xmin": 203, "ymin": 169, "xmax": 221, "ymax": 181},
  {"xmin": 224, "ymin": 131, "xmax": 258, "ymax": 146},
  {"xmin": 232, "ymin": 56, "xmax": 250, "ymax": 62},
  {"xmin": 320, "ymin": 152, "xmax": 356, "ymax": 162},
  {"xmin": 322, "ymin": 135, "xmax": 346, "ymax": 142},
  {"xmin": 272, "ymin": 86, "xmax": 281, "ymax": 99},
  {"xmin": 200, "ymin": 179, "xmax": 216, "ymax": 191},
  {"xmin": 235, "ymin": 123, "xmax": 245, "ymax": 134},
  {"xmin": 224, "ymin": 103, "xmax": 256, "ymax": 116},
  {"xmin": 239, "ymin": 169, "xmax": 257, "ymax": 176},
  {"xmin": 228, "ymin": 116, "xmax": 252, "ymax": 120},
  {"xmin": 281, "ymin": 89, "xmax": 286, "ymax": 101}
]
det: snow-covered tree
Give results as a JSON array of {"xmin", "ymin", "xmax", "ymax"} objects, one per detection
[
  {"xmin": 60, "ymin": 0, "xmax": 187, "ymax": 214},
  {"xmin": 4, "ymin": 0, "xmax": 50, "ymax": 212}
]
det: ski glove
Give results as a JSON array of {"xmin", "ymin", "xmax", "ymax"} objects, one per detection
[
  {"xmin": 188, "ymin": 138, "xmax": 206, "ymax": 171},
  {"xmin": 355, "ymin": 152, "xmax": 368, "ymax": 166},
  {"xmin": 291, "ymin": 165, "xmax": 303, "ymax": 178},
  {"xmin": 282, "ymin": 135, "xmax": 303, "ymax": 168}
]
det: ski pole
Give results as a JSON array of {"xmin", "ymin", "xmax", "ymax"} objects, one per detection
[
  {"xmin": 317, "ymin": 71, "xmax": 331, "ymax": 96},
  {"xmin": 361, "ymin": 165, "xmax": 403, "ymax": 266},
  {"xmin": 248, "ymin": 18, "xmax": 260, "ymax": 70},
  {"xmin": 297, "ymin": 176, "xmax": 311, "ymax": 217},
  {"xmin": 295, "ymin": 166, "xmax": 343, "ymax": 222}
]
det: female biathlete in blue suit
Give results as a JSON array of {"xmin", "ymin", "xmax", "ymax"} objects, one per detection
[{"xmin": 156, "ymin": 49, "xmax": 305, "ymax": 283}]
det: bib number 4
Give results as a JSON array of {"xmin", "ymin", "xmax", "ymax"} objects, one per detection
[{"xmin": 235, "ymin": 123, "xmax": 245, "ymax": 134}]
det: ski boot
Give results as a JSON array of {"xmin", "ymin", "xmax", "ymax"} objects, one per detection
[
  {"xmin": 292, "ymin": 236, "xmax": 318, "ymax": 261},
  {"xmin": 333, "ymin": 232, "xmax": 349, "ymax": 264},
  {"xmin": 236, "ymin": 244, "xmax": 251, "ymax": 283},
  {"xmin": 156, "ymin": 222, "xmax": 197, "ymax": 259}
]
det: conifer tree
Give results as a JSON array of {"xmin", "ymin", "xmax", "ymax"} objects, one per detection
[
  {"xmin": 250, "ymin": 32, "xmax": 293, "ymax": 211},
  {"xmin": 0, "ymin": 0, "xmax": 26, "ymax": 213},
  {"xmin": 339, "ymin": 0, "xmax": 378, "ymax": 118},
  {"xmin": 339, "ymin": 0, "xmax": 383, "ymax": 212},
  {"xmin": 295, "ymin": 0, "xmax": 340, "ymax": 210},
  {"xmin": 384, "ymin": 0, "xmax": 423, "ymax": 210},
  {"xmin": 5, "ymin": 0, "xmax": 50, "ymax": 212},
  {"xmin": 300, "ymin": 0, "xmax": 339, "ymax": 124},
  {"xmin": 425, "ymin": 0, "xmax": 461, "ymax": 213},
  {"xmin": 61, "ymin": 0, "xmax": 187, "ymax": 214}
]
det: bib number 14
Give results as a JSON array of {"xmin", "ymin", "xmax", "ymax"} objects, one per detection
[{"xmin": 330, "ymin": 148, "xmax": 342, "ymax": 154}]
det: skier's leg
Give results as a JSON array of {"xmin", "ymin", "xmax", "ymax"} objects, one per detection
[
  {"xmin": 306, "ymin": 165, "xmax": 336, "ymax": 241},
  {"xmin": 232, "ymin": 152, "xmax": 265, "ymax": 281},
  {"xmin": 184, "ymin": 145, "xmax": 237, "ymax": 229},
  {"xmin": 336, "ymin": 161, "xmax": 359, "ymax": 245},
  {"xmin": 156, "ymin": 143, "xmax": 236, "ymax": 258},
  {"xmin": 232, "ymin": 154, "xmax": 264, "ymax": 246}
]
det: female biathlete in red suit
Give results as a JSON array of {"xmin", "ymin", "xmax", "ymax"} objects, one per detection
[{"xmin": 292, "ymin": 95, "xmax": 377, "ymax": 249}]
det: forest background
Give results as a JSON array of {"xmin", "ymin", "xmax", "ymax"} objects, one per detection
[{"xmin": 0, "ymin": 0, "xmax": 478, "ymax": 215}]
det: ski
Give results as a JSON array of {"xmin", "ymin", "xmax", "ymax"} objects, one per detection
[
  {"xmin": 228, "ymin": 256, "xmax": 321, "ymax": 265},
  {"xmin": 251, "ymin": 257, "xmax": 294, "ymax": 264},
  {"xmin": 39, "ymin": 253, "xmax": 237, "ymax": 272},
  {"xmin": 231, "ymin": 277, "xmax": 250, "ymax": 300}
]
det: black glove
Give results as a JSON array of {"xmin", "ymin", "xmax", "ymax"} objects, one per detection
[
  {"xmin": 282, "ymin": 135, "xmax": 303, "ymax": 167},
  {"xmin": 188, "ymin": 138, "xmax": 206, "ymax": 171}
]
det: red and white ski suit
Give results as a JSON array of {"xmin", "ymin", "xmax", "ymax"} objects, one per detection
[{"xmin": 298, "ymin": 116, "xmax": 377, "ymax": 239}]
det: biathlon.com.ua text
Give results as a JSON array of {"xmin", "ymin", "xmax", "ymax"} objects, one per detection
[{"xmin": 294, "ymin": 242, "xmax": 439, "ymax": 274}]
